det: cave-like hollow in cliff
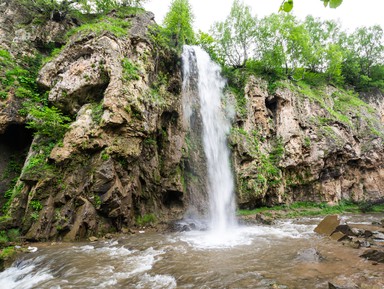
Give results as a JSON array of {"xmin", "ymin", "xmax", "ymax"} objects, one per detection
[{"xmin": 0, "ymin": 124, "xmax": 33, "ymax": 206}]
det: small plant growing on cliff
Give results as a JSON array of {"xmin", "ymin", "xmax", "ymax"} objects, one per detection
[
  {"xmin": 26, "ymin": 106, "xmax": 71, "ymax": 140},
  {"xmin": 136, "ymin": 214, "xmax": 156, "ymax": 226},
  {"xmin": 121, "ymin": 58, "xmax": 140, "ymax": 81},
  {"xmin": 30, "ymin": 200, "xmax": 43, "ymax": 211}
]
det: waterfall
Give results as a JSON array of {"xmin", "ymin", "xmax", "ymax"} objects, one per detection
[{"xmin": 182, "ymin": 45, "xmax": 236, "ymax": 232}]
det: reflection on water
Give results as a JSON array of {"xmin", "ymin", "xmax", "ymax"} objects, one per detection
[{"xmin": 0, "ymin": 215, "xmax": 383, "ymax": 289}]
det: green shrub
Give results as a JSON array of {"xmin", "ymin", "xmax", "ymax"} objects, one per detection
[
  {"xmin": 6, "ymin": 229, "xmax": 20, "ymax": 242},
  {"xmin": 0, "ymin": 231, "xmax": 8, "ymax": 245},
  {"xmin": 67, "ymin": 17, "xmax": 130, "ymax": 38},
  {"xmin": 30, "ymin": 200, "xmax": 43, "ymax": 211},
  {"xmin": 136, "ymin": 214, "xmax": 156, "ymax": 226},
  {"xmin": 26, "ymin": 106, "xmax": 71, "ymax": 140},
  {"xmin": 121, "ymin": 58, "xmax": 140, "ymax": 81}
]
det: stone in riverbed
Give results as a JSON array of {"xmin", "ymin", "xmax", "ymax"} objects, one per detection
[
  {"xmin": 328, "ymin": 282, "xmax": 359, "ymax": 289},
  {"xmin": 296, "ymin": 248, "xmax": 323, "ymax": 262},
  {"xmin": 89, "ymin": 236, "xmax": 98, "ymax": 242},
  {"xmin": 314, "ymin": 215, "xmax": 340, "ymax": 236},
  {"xmin": 341, "ymin": 237, "xmax": 361, "ymax": 249},
  {"xmin": 330, "ymin": 231, "xmax": 348, "ymax": 241},
  {"xmin": 255, "ymin": 213, "xmax": 275, "ymax": 225},
  {"xmin": 360, "ymin": 249, "xmax": 384, "ymax": 263}
]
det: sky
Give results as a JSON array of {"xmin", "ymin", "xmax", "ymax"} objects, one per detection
[{"xmin": 143, "ymin": 0, "xmax": 384, "ymax": 33}]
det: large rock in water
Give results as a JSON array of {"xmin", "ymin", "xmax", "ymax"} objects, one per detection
[{"xmin": 314, "ymin": 215, "xmax": 340, "ymax": 236}]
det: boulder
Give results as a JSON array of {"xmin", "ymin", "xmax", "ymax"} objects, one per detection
[
  {"xmin": 360, "ymin": 249, "xmax": 384, "ymax": 263},
  {"xmin": 330, "ymin": 231, "xmax": 348, "ymax": 241},
  {"xmin": 296, "ymin": 248, "xmax": 323, "ymax": 262},
  {"xmin": 89, "ymin": 236, "xmax": 98, "ymax": 242},
  {"xmin": 314, "ymin": 215, "xmax": 340, "ymax": 236},
  {"xmin": 255, "ymin": 213, "xmax": 275, "ymax": 225}
]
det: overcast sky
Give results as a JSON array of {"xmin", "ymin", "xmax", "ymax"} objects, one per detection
[{"xmin": 143, "ymin": 0, "xmax": 384, "ymax": 33}]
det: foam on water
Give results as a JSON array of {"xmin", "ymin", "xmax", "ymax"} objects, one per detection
[
  {"xmin": 178, "ymin": 221, "xmax": 316, "ymax": 249},
  {"xmin": 136, "ymin": 273, "xmax": 177, "ymax": 289},
  {"xmin": 0, "ymin": 258, "xmax": 53, "ymax": 289}
]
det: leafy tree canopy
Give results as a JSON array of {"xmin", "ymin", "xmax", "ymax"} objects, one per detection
[
  {"xmin": 163, "ymin": 0, "xmax": 195, "ymax": 51},
  {"xmin": 20, "ymin": 0, "xmax": 146, "ymax": 21},
  {"xmin": 280, "ymin": 0, "xmax": 343, "ymax": 12}
]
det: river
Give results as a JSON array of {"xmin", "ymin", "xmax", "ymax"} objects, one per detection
[{"xmin": 1, "ymin": 214, "xmax": 383, "ymax": 289}]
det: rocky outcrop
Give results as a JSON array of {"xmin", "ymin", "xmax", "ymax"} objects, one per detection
[
  {"xmin": 0, "ymin": 2, "xmax": 189, "ymax": 241},
  {"xmin": 231, "ymin": 76, "xmax": 384, "ymax": 207}
]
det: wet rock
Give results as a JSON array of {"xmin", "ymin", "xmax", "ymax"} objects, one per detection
[
  {"xmin": 296, "ymin": 248, "xmax": 323, "ymax": 262},
  {"xmin": 328, "ymin": 282, "xmax": 359, "ymax": 289},
  {"xmin": 360, "ymin": 249, "xmax": 384, "ymax": 263},
  {"xmin": 364, "ymin": 230, "xmax": 373, "ymax": 238},
  {"xmin": 335, "ymin": 225, "xmax": 356, "ymax": 236},
  {"xmin": 360, "ymin": 240, "xmax": 371, "ymax": 248},
  {"xmin": 330, "ymin": 231, "xmax": 348, "ymax": 241},
  {"xmin": 314, "ymin": 215, "xmax": 340, "ymax": 236},
  {"xmin": 341, "ymin": 237, "xmax": 360, "ymax": 249},
  {"xmin": 168, "ymin": 221, "xmax": 197, "ymax": 232},
  {"xmin": 350, "ymin": 227, "xmax": 363, "ymax": 236},
  {"xmin": 105, "ymin": 233, "xmax": 113, "ymax": 239},
  {"xmin": 255, "ymin": 213, "xmax": 275, "ymax": 225},
  {"xmin": 372, "ymin": 232, "xmax": 384, "ymax": 240},
  {"xmin": 89, "ymin": 236, "xmax": 98, "ymax": 242}
]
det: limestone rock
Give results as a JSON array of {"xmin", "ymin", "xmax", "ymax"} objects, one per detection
[{"xmin": 314, "ymin": 215, "xmax": 340, "ymax": 236}]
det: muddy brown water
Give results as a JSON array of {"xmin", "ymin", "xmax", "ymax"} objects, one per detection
[{"xmin": 0, "ymin": 214, "xmax": 383, "ymax": 289}]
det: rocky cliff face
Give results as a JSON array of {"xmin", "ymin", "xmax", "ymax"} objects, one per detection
[
  {"xmin": 0, "ymin": 1, "xmax": 188, "ymax": 240},
  {"xmin": 231, "ymin": 76, "xmax": 384, "ymax": 208}
]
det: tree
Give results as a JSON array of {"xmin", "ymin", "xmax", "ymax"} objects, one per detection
[
  {"xmin": 163, "ymin": 0, "xmax": 195, "ymax": 51},
  {"xmin": 341, "ymin": 25, "xmax": 384, "ymax": 88},
  {"xmin": 256, "ymin": 14, "xmax": 310, "ymax": 78},
  {"xmin": 210, "ymin": 0, "xmax": 257, "ymax": 67},
  {"xmin": 20, "ymin": 0, "xmax": 145, "ymax": 21},
  {"xmin": 280, "ymin": 0, "xmax": 343, "ymax": 12},
  {"xmin": 303, "ymin": 16, "xmax": 341, "ymax": 73}
]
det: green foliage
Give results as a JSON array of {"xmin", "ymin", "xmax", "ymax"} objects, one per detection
[
  {"xmin": 121, "ymin": 58, "xmax": 140, "ymax": 81},
  {"xmin": 0, "ymin": 231, "xmax": 8, "ymax": 245},
  {"xmin": 30, "ymin": 200, "xmax": 43, "ymax": 211},
  {"xmin": 237, "ymin": 200, "xmax": 359, "ymax": 217},
  {"xmin": 94, "ymin": 194, "xmax": 102, "ymax": 207},
  {"xmin": 91, "ymin": 103, "xmax": 104, "ymax": 124},
  {"xmin": 0, "ymin": 247, "xmax": 16, "ymax": 262},
  {"xmin": 26, "ymin": 106, "xmax": 71, "ymax": 140},
  {"xmin": 101, "ymin": 150, "xmax": 110, "ymax": 160},
  {"xmin": 20, "ymin": 0, "xmax": 146, "ymax": 23},
  {"xmin": 163, "ymin": 0, "xmax": 195, "ymax": 51},
  {"xmin": 67, "ymin": 17, "xmax": 131, "ymax": 38},
  {"xmin": 30, "ymin": 212, "xmax": 39, "ymax": 221},
  {"xmin": 210, "ymin": 0, "xmax": 257, "ymax": 67},
  {"xmin": 208, "ymin": 7, "xmax": 382, "ymax": 91},
  {"xmin": 280, "ymin": 0, "xmax": 342, "ymax": 12},
  {"xmin": 231, "ymin": 128, "xmax": 283, "ymax": 201},
  {"xmin": 6, "ymin": 229, "xmax": 20, "ymax": 242},
  {"xmin": 136, "ymin": 213, "xmax": 156, "ymax": 226}
]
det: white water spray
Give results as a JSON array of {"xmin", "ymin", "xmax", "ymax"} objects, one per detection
[{"xmin": 182, "ymin": 45, "xmax": 236, "ymax": 232}]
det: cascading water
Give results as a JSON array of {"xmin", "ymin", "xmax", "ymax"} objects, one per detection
[{"xmin": 182, "ymin": 45, "xmax": 236, "ymax": 232}]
